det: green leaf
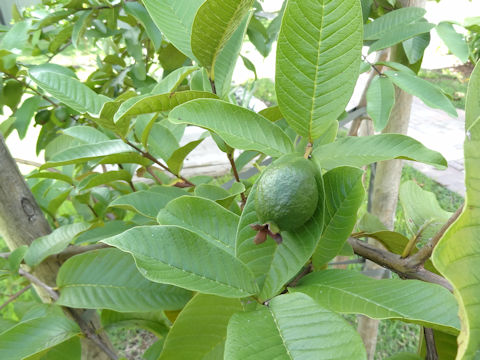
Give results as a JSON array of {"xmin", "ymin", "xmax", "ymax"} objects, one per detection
[
  {"xmin": 436, "ymin": 22, "xmax": 469, "ymax": 63},
  {"xmin": 312, "ymin": 167, "xmax": 365, "ymax": 268},
  {"xmin": 124, "ymin": 2, "xmax": 162, "ymax": 50},
  {"xmin": 78, "ymin": 170, "xmax": 133, "ymax": 190},
  {"xmin": 194, "ymin": 183, "xmax": 245, "ymax": 211},
  {"xmin": 432, "ymin": 61, "xmax": 480, "ymax": 359},
  {"xmin": 160, "ymin": 294, "xmax": 243, "ymax": 360},
  {"xmin": 24, "ymin": 337, "xmax": 81, "ymax": 360},
  {"xmin": 236, "ymin": 156, "xmax": 325, "ymax": 301},
  {"xmin": 152, "ymin": 66, "xmax": 199, "ymax": 94},
  {"xmin": 402, "ymin": 32, "xmax": 430, "ymax": 65},
  {"xmin": 157, "ymin": 196, "xmax": 239, "ymax": 254},
  {"xmin": 27, "ymin": 172, "xmax": 74, "ymax": 186},
  {"xmin": 364, "ymin": 7, "xmax": 426, "ymax": 40},
  {"xmin": 72, "ymin": 10, "xmax": 92, "ymax": 48},
  {"xmin": 399, "ymin": 181, "xmax": 452, "ymax": 244},
  {"xmin": 74, "ymin": 221, "xmax": 134, "ymax": 244},
  {"xmin": 102, "ymin": 225, "xmax": 259, "ymax": 298},
  {"xmin": 109, "ymin": 190, "xmax": 179, "ymax": 218},
  {"xmin": 24, "ymin": 223, "xmax": 90, "ymax": 267},
  {"xmin": 101, "ymin": 310, "xmax": 169, "ymax": 337},
  {"xmin": 385, "ymin": 70, "xmax": 457, "ymax": 118},
  {"xmin": 114, "ymin": 91, "xmax": 217, "ymax": 124},
  {"xmin": 62, "ymin": 126, "xmax": 110, "ymax": 144},
  {"xmin": 14, "ymin": 96, "xmax": 42, "ymax": 139},
  {"xmin": 293, "ymin": 270, "xmax": 460, "ymax": 334},
  {"xmin": 0, "ymin": 21, "xmax": 29, "ymax": 51},
  {"xmin": 29, "ymin": 65, "xmax": 110, "ymax": 116},
  {"xmin": 8, "ymin": 246, "xmax": 27, "ymax": 273},
  {"xmin": 146, "ymin": 123, "xmax": 179, "ymax": 161},
  {"xmin": 0, "ymin": 316, "xmax": 80, "ymax": 359},
  {"xmin": 41, "ymin": 140, "xmax": 133, "ymax": 168},
  {"xmin": 368, "ymin": 22, "xmax": 435, "ymax": 53},
  {"xmin": 214, "ymin": 13, "xmax": 251, "ymax": 98},
  {"xmin": 143, "ymin": 0, "xmax": 204, "ymax": 59},
  {"xmin": 57, "ymin": 248, "xmax": 191, "ymax": 312},
  {"xmin": 312, "ymin": 134, "xmax": 447, "ymax": 170},
  {"xmin": 169, "ymin": 99, "xmax": 293, "ymax": 157},
  {"xmin": 191, "ymin": 0, "xmax": 254, "ymax": 74},
  {"xmin": 95, "ymin": 153, "xmax": 151, "ymax": 167},
  {"xmin": 275, "ymin": 0, "xmax": 363, "ymax": 140},
  {"xmin": 225, "ymin": 292, "xmax": 366, "ymax": 360},
  {"xmin": 386, "ymin": 353, "xmax": 423, "ymax": 360},
  {"xmin": 166, "ymin": 137, "xmax": 205, "ymax": 175},
  {"xmin": 367, "ymin": 76, "xmax": 395, "ymax": 132}
]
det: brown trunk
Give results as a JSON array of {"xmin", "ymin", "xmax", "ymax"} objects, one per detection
[
  {"xmin": 356, "ymin": 1, "xmax": 426, "ymax": 358},
  {"xmin": 0, "ymin": 135, "xmax": 116, "ymax": 360}
]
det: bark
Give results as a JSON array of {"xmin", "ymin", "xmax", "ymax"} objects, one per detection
[
  {"xmin": 0, "ymin": 135, "xmax": 116, "ymax": 360},
  {"xmin": 356, "ymin": 1, "xmax": 426, "ymax": 358}
]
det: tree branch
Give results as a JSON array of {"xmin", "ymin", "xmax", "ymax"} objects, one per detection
[
  {"xmin": 406, "ymin": 204, "xmax": 463, "ymax": 267},
  {"xmin": 0, "ymin": 284, "xmax": 31, "ymax": 311},
  {"xmin": 18, "ymin": 269, "xmax": 59, "ymax": 301},
  {"xmin": 227, "ymin": 152, "xmax": 247, "ymax": 205},
  {"xmin": 348, "ymin": 238, "xmax": 453, "ymax": 292},
  {"xmin": 124, "ymin": 140, "xmax": 194, "ymax": 187}
]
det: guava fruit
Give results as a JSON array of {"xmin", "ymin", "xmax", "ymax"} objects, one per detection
[{"xmin": 253, "ymin": 155, "xmax": 319, "ymax": 241}]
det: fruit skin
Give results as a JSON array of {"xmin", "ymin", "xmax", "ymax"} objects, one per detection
[{"xmin": 255, "ymin": 155, "xmax": 319, "ymax": 232}]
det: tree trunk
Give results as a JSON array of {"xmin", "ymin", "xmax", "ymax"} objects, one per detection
[
  {"xmin": 0, "ymin": 135, "xmax": 116, "ymax": 360},
  {"xmin": 356, "ymin": 1, "xmax": 426, "ymax": 358}
]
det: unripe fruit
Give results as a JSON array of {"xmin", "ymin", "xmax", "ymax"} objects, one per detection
[{"xmin": 255, "ymin": 155, "xmax": 319, "ymax": 233}]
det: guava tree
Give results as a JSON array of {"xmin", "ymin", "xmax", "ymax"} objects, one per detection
[{"xmin": 0, "ymin": 0, "xmax": 478, "ymax": 359}]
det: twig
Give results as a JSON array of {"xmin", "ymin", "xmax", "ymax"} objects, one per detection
[
  {"xmin": 362, "ymin": 55, "xmax": 384, "ymax": 76},
  {"xmin": 0, "ymin": 284, "xmax": 31, "ymax": 310},
  {"xmin": 424, "ymin": 328, "xmax": 439, "ymax": 360},
  {"xmin": 348, "ymin": 238, "xmax": 453, "ymax": 292},
  {"xmin": 18, "ymin": 269, "xmax": 59, "ymax": 301},
  {"xmin": 124, "ymin": 140, "xmax": 194, "ymax": 186},
  {"xmin": 146, "ymin": 166, "xmax": 163, "ymax": 184},
  {"xmin": 328, "ymin": 258, "xmax": 365, "ymax": 266},
  {"xmin": 287, "ymin": 263, "xmax": 313, "ymax": 288},
  {"xmin": 54, "ymin": 243, "xmax": 110, "ymax": 263},
  {"xmin": 227, "ymin": 152, "xmax": 247, "ymax": 205},
  {"xmin": 406, "ymin": 204, "xmax": 464, "ymax": 267}
]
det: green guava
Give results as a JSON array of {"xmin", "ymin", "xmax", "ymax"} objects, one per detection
[{"xmin": 254, "ymin": 155, "xmax": 319, "ymax": 233}]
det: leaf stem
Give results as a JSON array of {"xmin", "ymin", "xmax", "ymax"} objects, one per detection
[{"xmin": 0, "ymin": 284, "xmax": 31, "ymax": 311}]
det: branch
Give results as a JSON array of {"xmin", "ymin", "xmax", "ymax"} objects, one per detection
[
  {"xmin": 227, "ymin": 152, "xmax": 247, "ymax": 205},
  {"xmin": 424, "ymin": 328, "xmax": 439, "ymax": 360},
  {"xmin": 348, "ymin": 238, "xmax": 453, "ymax": 292},
  {"xmin": 124, "ymin": 140, "xmax": 194, "ymax": 187},
  {"xmin": 54, "ymin": 243, "xmax": 110, "ymax": 263},
  {"xmin": 18, "ymin": 269, "xmax": 59, "ymax": 301},
  {"xmin": 406, "ymin": 204, "xmax": 464, "ymax": 267},
  {"xmin": 0, "ymin": 284, "xmax": 31, "ymax": 311}
]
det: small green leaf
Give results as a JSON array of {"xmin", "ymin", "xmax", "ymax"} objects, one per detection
[
  {"xmin": 367, "ymin": 76, "xmax": 396, "ymax": 132},
  {"xmin": 312, "ymin": 167, "xmax": 365, "ymax": 268},
  {"xmin": 191, "ymin": 0, "xmax": 254, "ymax": 74},
  {"xmin": 368, "ymin": 22, "xmax": 434, "ymax": 53},
  {"xmin": 169, "ymin": 99, "xmax": 293, "ymax": 157},
  {"xmin": 276, "ymin": 0, "xmax": 363, "ymax": 140},
  {"xmin": 160, "ymin": 294, "xmax": 243, "ymax": 360},
  {"xmin": 152, "ymin": 66, "xmax": 199, "ymax": 94},
  {"xmin": 124, "ymin": 2, "xmax": 162, "ymax": 50},
  {"xmin": 292, "ymin": 270, "xmax": 460, "ymax": 334},
  {"xmin": 385, "ymin": 70, "xmax": 457, "ymax": 117},
  {"xmin": 14, "ymin": 96, "xmax": 42, "ymax": 139},
  {"xmin": 102, "ymin": 225, "xmax": 259, "ymax": 298},
  {"xmin": 312, "ymin": 134, "xmax": 447, "ymax": 170},
  {"xmin": 27, "ymin": 172, "xmax": 74, "ymax": 185},
  {"xmin": 29, "ymin": 65, "xmax": 110, "ymax": 115},
  {"xmin": 114, "ymin": 91, "xmax": 217, "ymax": 124},
  {"xmin": 166, "ymin": 137, "xmax": 205, "ymax": 175},
  {"xmin": 0, "ymin": 316, "xmax": 80, "ymax": 359},
  {"xmin": 436, "ymin": 22, "xmax": 469, "ymax": 63},
  {"xmin": 8, "ymin": 246, "xmax": 27, "ymax": 273},
  {"xmin": 24, "ymin": 223, "xmax": 90, "ymax": 267},
  {"xmin": 225, "ymin": 292, "xmax": 366, "ymax": 360},
  {"xmin": 364, "ymin": 7, "xmax": 426, "ymax": 40},
  {"xmin": 78, "ymin": 170, "xmax": 133, "ymax": 190},
  {"xmin": 41, "ymin": 140, "xmax": 133, "ymax": 168},
  {"xmin": 109, "ymin": 189, "xmax": 187, "ymax": 219},
  {"xmin": 57, "ymin": 248, "xmax": 192, "ymax": 312},
  {"xmin": 157, "ymin": 196, "xmax": 239, "ymax": 254},
  {"xmin": 143, "ymin": 0, "xmax": 204, "ymax": 59}
]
